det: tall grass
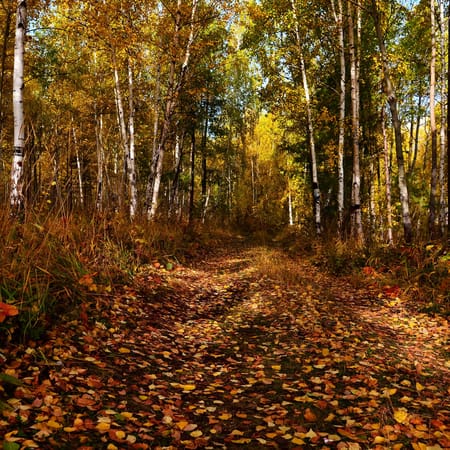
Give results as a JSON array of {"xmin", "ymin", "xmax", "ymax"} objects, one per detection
[{"xmin": 0, "ymin": 211, "xmax": 189, "ymax": 343}]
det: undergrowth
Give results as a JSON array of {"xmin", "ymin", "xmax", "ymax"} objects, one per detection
[
  {"xmin": 272, "ymin": 226, "xmax": 450, "ymax": 316},
  {"xmin": 0, "ymin": 212, "xmax": 198, "ymax": 344}
]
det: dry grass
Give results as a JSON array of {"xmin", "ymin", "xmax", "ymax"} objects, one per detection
[{"xmin": 0, "ymin": 211, "xmax": 192, "ymax": 343}]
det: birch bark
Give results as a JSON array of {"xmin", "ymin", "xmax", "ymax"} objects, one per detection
[
  {"xmin": 147, "ymin": 0, "xmax": 199, "ymax": 220},
  {"xmin": 10, "ymin": 0, "xmax": 27, "ymax": 211},
  {"xmin": 331, "ymin": 0, "xmax": 346, "ymax": 237},
  {"xmin": 429, "ymin": 0, "xmax": 438, "ymax": 237},
  {"xmin": 128, "ymin": 59, "xmax": 137, "ymax": 219},
  {"xmin": 289, "ymin": 0, "xmax": 321, "ymax": 235},
  {"xmin": 371, "ymin": 0, "xmax": 413, "ymax": 243},
  {"xmin": 348, "ymin": 0, "xmax": 364, "ymax": 244}
]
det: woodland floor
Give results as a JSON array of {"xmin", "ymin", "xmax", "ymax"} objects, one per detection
[{"xmin": 1, "ymin": 240, "xmax": 449, "ymax": 449}]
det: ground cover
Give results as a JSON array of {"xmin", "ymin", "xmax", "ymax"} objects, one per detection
[{"xmin": 0, "ymin": 242, "xmax": 449, "ymax": 449}]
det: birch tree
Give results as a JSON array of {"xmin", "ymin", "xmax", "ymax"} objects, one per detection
[
  {"xmin": 10, "ymin": 0, "xmax": 27, "ymax": 211},
  {"xmin": 289, "ymin": 0, "xmax": 321, "ymax": 235},
  {"xmin": 146, "ymin": 0, "xmax": 199, "ymax": 220},
  {"xmin": 428, "ymin": 0, "xmax": 438, "ymax": 237},
  {"xmin": 371, "ymin": 0, "xmax": 413, "ymax": 243},
  {"xmin": 0, "ymin": 2, "xmax": 13, "ymax": 159},
  {"xmin": 438, "ymin": 0, "xmax": 447, "ymax": 234},
  {"xmin": 348, "ymin": 0, "xmax": 363, "ymax": 244},
  {"xmin": 331, "ymin": 0, "xmax": 346, "ymax": 237}
]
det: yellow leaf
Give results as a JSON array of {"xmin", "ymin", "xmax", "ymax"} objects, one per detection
[
  {"xmin": 181, "ymin": 384, "xmax": 196, "ymax": 391},
  {"xmin": 176, "ymin": 420, "xmax": 189, "ymax": 430},
  {"xmin": 47, "ymin": 420, "xmax": 62, "ymax": 429},
  {"xmin": 394, "ymin": 408, "xmax": 409, "ymax": 424},
  {"xmin": 21, "ymin": 441, "xmax": 39, "ymax": 448},
  {"xmin": 412, "ymin": 443, "xmax": 428, "ymax": 450},
  {"xmin": 96, "ymin": 422, "xmax": 110, "ymax": 432},
  {"xmin": 121, "ymin": 412, "xmax": 133, "ymax": 419},
  {"xmin": 384, "ymin": 388, "xmax": 397, "ymax": 396},
  {"xmin": 416, "ymin": 382, "xmax": 425, "ymax": 392},
  {"xmin": 107, "ymin": 445, "xmax": 118, "ymax": 450},
  {"xmin": 305, "ymin": 429, "xmax": 318, "ymax": 439},
  {"xmin": 231, "ymin": 429, "xmax": 244, "ymax": 436},
  {"xmin": 327, "ymin": 434, "xmax": 341, "ymax": 442},
  {"xmin": 126, "ymin": 435, "xmax": 137, "ymax": 444},
  {"xmin": 373, "ymin": 436, "xmax": 386, "ymax": 444},
  {"xmin": 184, "ymin": 423, "xmax": 198, "ymax": 432},
  {"xmin": 118, "ymin": 347, "xmax": 130, "ymax": 354},
  {"xmin": 190, "ymin": 430, "xmax": 203, "ymax": 438},
  {"xmin": 292, "ymin": 437, "xmax": 305, "ymax": 445},
  {"xmin": 322, "ymin": 348, "xmax": 330, "ymax": 356},
  {"xmin": 271, "ymin": 365, "xmax": 281, "ymax": 371},
  {"xmin": 115, "ymin": 430, "xmax": 126, "ymax": 439},
  {"xmin": 231, "ymin": 438, "xmax": 252, "ymax": 444},
  {"xmin": 219, "ymin": 413, "xmax": 232, "ymax": 420}
]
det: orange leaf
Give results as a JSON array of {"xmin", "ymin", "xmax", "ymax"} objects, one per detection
[
  {"xmin": 0, "ymin": 302, "xmax": 19, "ymax": 321},
  {"xmin": 303, "ymin": 408, "xmax": 317, "ymax": 422}
]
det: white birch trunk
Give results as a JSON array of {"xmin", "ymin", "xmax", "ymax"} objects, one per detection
[
  {"xmin": 10, "ymin": 0, "xmax": 27, "ymax": 211},
  {"xmin": 72, "ymin": 121, "xmax": 84, "ymax": 207},
  {"xmin": 148, "ymin": 0, "xmax": 199, "ymax": 219},
  {"xmin": 290, "ymin": 0, "xmax": 321, "ymax": 235},
  {"xmin": 128, "ymin": 60, "xmax": 137, "ymax": 219},
  {"xmin": 371, "ymin": 0, "xmax": 413, "ymax": 243},
  {"xmin": 429, "ymin": 0, "xmax": 438, "ymax": 237},
  {"xmin": 95, "ymin": 109, "xmax": 104, "ymax": 212},
  {"xmin": 382, "ymin": 109, "xmax": 393, "ymax": 245},
  {"xmin": 112, "ymin": 52, "xmax": 129, "ymax": 212},
  {"xmin": 438, "ymin": 0, "xmax": 447, "ymax": 233},
  {"xmin": 331, "ymin": 0, "xmax": 346, "ymax": 237},
  {"xmin": 288, "ymin": 187, "xmax": 294, "ymax": 226},
  {"xmin": 348, "ymin": 0, "xmax": 364, "ymax": 244}
]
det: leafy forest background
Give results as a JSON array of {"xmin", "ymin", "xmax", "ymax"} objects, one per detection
[{"xmin": 0, "ymin": 0, "xmax": 450, "ymax": 338}]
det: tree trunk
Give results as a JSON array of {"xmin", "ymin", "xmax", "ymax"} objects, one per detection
[
  {"xmin": 408, "ymin": 92, "xmax": 422, "ymax": 177},
  {"xmin": 10, "ymin": 0, "xmax": 27, "ymax": 212},
  {"xmin": 112, "ymin": 51, "xmax": 129, "ymax": 213},
  {"xmin": 348, "ymin": 0, "xmax": 363, "ymax": 244},
  {"xmin": 170, "ymin": 131, "xmax": 184, "ymax": 216},
  {"xmin": 438, "ymin": 0, "xmax": 447, "ymax": 234},
  {"xmin": 288, "ymin": 185, "xmax": 294, "ymax": 226},
  {"xmin": 72, "ymin": 122, "xmax": 84, "ymax": 208},
  {"xmin": 448, "ymin": 1, "xmax": 450, "ymax": 242},
  {"xmin": 147, "ymin": 0, "xmax": 199, "ymax": 220},
  {"xmin": 429, "ymin": 0, "xmax": 438, "ymax": 238},
  {"xmin": 371, "ymin": 0, "xmax": 413, "ymax": 243},
  {"xmin": 290, "ymin": 0, "xmax": 321, "ymax": 235},
  {"xmin": 146, "ymin": 63, "xmax": 161, "ymax": 213},
  {"xmin": 128, "ymin": 59, "xmax": 137, "ymax": 219},
  {"xmin": 331, "ymin": 0, "xmax": 346, "ymax": 237},
  {"xmin": 382, "ymin": 109, "xmax": 393, "ymax": 245},
  {"xmin": 95, "ymin": 109, "xmax": 104, "ymax": 212},
  {"xmin": 188, "ymin": 129, "xmax": 196, "ymax": 225},
  {"xmin": 201, "ymin": 97, "xmax": 209, "ymax": 219},
  {"xmin": 0, "ymin": 5, "xmax": 13, "ymax": 164}
]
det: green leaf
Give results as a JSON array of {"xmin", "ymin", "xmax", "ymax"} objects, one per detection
[
  {"xmin": 3, "ymin": 442, "xmax": 21, "ymax": 450},
  {"xmin": 0, "ymin": 373, "xmax": 23, "ymax": 386},
  {"xmin": 0, "ymin": 400, "xmax": 12, "ymax": 412}
]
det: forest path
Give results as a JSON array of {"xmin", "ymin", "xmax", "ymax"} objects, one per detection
[{"xmin": 1, "ymin": 243, "xmax": 449, "ymax": 449}]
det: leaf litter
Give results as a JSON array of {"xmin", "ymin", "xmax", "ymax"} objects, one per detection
[{"xmin": 0, "ymin": 244, "xmax": 449, "ymax": 449}]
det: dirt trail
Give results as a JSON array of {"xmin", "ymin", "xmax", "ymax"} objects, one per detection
[{"xmin": 1, "ymin": 244, "xmax": 449, "ymax": 449}]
